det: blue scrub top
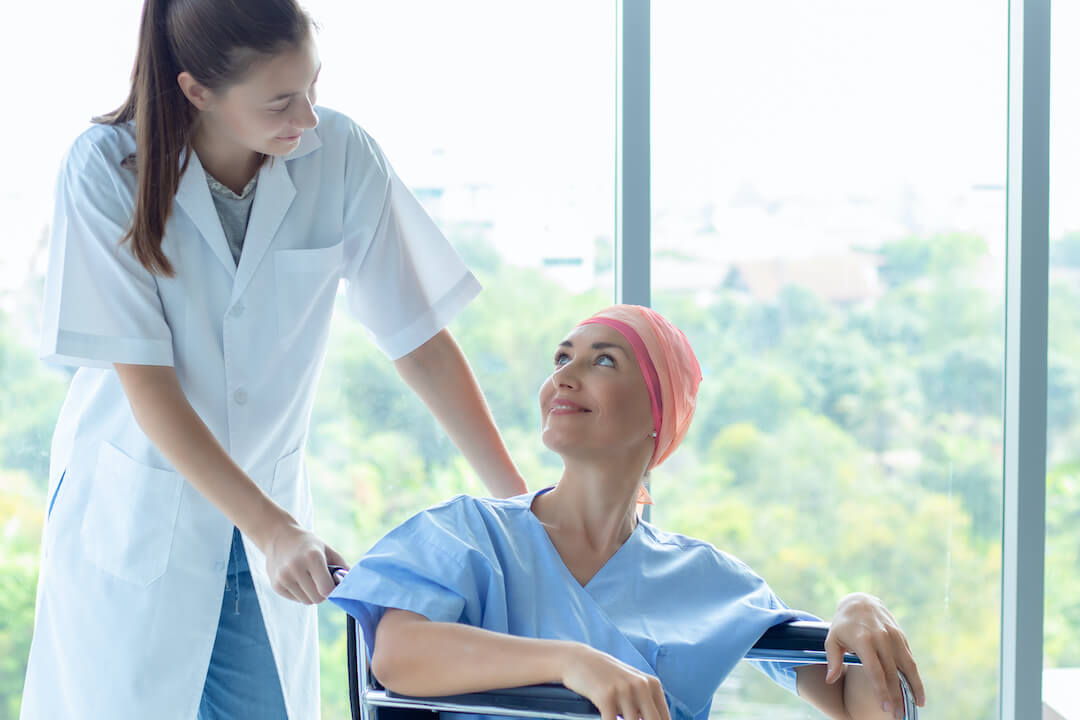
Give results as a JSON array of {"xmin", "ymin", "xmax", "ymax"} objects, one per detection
[{"xmin": 331, "ymin": 489, "xmax": 816, "ymax": 720}]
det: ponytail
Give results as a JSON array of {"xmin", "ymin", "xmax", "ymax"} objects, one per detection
[
  {"xmin": 95, "ymin": 0, "xmax": 191, "ymax": 277},
  {"xmin": 95, "ymin": 0, "xmax": 311, "ymax": 277}
]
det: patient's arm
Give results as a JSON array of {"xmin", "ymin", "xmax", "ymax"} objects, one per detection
[
  {"xmin": 373, "ymin": 608, "xmax": 671, "ymax": 720},
  {"xmin": 797, "ymin": 664, "xmax": 895, "ymax": 720},
  {"xmin": 796, "ymin": 593, "xmax": 925, "ymax": 720}
]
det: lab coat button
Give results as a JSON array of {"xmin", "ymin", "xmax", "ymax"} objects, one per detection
[
  {"xmin": 233, "ymin": 389, "xmax": 248, "ymax": 405},
  {"xmin": 229, "ymin": 302, "xmax": 245, "ymax": 318}
]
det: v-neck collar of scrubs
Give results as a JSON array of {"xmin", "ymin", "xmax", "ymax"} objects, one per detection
[{"xmin": 522, "ymin": 486, "xmax": 644, "ymax": 590}]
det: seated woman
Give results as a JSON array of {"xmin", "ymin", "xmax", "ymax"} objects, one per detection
[{"xmin": 330, "ymin": 305, "xmax": 926, "ymax": 720}]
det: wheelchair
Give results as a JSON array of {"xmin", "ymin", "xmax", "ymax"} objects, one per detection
[{"xmin": 343, "ymin": 615, "xmax": 918, "ymax": 720}]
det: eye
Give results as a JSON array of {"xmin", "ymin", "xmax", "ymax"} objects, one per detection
[
  {"xmin": 554, "ymin": 351, "xmax": 570, "ymax": 367},
  {"xmin": 596, "ymin": 353, "xmax": 616, "ymax": 367},
  {"xmin": 269, "ymin": 102, "xmax": 290, "ymax": 113}
]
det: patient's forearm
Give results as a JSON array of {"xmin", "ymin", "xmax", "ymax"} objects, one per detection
[
  {"xmin": 843, "ymin": 665, "xmax": 899, "ymax": 719},
  {"xmin": 796, "ymin": 665, "xmax": 895, "ymax": 720},
  {"xmin": 372, "ymin": 609, "xmax": 573, "ymax": 696}
]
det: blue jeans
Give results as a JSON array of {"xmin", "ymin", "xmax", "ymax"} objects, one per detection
[{"xmin": 198, "ymin": 528, "xmax": 289, "ymax": 720}]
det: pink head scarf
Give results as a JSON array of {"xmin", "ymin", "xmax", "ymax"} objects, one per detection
[{"xmin": 577, "ymin": 305, "xmax": 703, "ymax": 500}]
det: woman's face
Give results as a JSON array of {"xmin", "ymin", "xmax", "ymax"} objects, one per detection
[
  {"xmin": 189, "ymin": 34, "xmax": 321, "ymax": 157},
  {"xmin": 539, "ymin": 323, "xmax": 656, "ymax": 465}
]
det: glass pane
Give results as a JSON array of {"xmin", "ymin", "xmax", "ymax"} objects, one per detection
[
  {"xmin": 1045, "ymin": 1, "xmax": 1080, "ymax": 718},
  {"xmin": 0, "ymin": 2, "xmax": 615, "ymax": 716},
  {"xmin": 287, "ymin": 1, "xmax": 616, "ymax": 715},
  {"xmin": 651, "ymin": 2, "xmax": 1006, "ymax": 718}
]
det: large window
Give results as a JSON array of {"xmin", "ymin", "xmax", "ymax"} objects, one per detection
[
  {"xmin": 0, "ymin": 3, "xmax": 1063, "ymax": 719},
  {"xmin": 650, "ymin": 2, "xmax": 1007, "ymax": 717}
]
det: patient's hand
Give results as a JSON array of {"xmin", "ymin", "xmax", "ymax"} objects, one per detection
[
  {"xmin": 825, "ymin": 593, "xmax": 926, "ymax": 719},
  {"xmin": 559, "ymin": 644, "xmax": 670, "ymax": 720}
]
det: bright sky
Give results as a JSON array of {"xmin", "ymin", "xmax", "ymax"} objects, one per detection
[{"xmin": 1, "ymin": 1, "xmax": 1076, "ymax": 287}]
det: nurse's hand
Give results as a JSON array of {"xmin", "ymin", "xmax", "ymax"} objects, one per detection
[
  {"xmin": 560, "ymin": 644, "xmax": 670, "ymax": 720},
  {"xmin": 824, "ymin": 593, "xmax": 926, "ymax": 719},
  {"xmin": 263, "ymin": 519, "xmax": 349, "ymax": 604}
]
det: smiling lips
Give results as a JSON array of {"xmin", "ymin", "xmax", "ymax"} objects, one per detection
[{"xmin": 549, "ymin": 399, "xmax": 590, "ymax": 415}]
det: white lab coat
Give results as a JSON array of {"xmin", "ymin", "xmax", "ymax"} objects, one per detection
[{"xmin": 21, "ymin": 107, "xmax": 480, "ymax": 720}]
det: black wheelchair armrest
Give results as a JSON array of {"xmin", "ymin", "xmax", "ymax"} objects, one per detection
[
  {"xmin": 747, "ymin": 620, "xmax": 860, "ymax": 665},
  {"xmin": 753, "ymin": 619, "xmax": 831, "ymax": 651},
  {"xmin": 385, "ymin": 683, "xmax": 601, "ymax": 716}
]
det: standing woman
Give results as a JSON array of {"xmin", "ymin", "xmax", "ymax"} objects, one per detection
[{"xmin": 21, "ymin": 0, "xmax": 526, "ymax": 718}]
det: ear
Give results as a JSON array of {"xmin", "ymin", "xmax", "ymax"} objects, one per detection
[{"xmin": 177, "ymin": 71, "xmax": 216, "ymax": 111}]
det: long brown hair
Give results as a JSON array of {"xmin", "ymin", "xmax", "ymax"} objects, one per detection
[{"xmin": 95, "ymin": 0, "xmax": 311, "ymax": 276}]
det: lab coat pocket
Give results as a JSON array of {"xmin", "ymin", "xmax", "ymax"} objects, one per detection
[
  {"xmin": 274, "ymin": 241, "xmax": 344, "ymax": 346},
  {"xmin": 271, "ymin": 447, "xmax": 313, "ymax": 530},
  {"xmin": 81, "ymin": 441, "xmax": 183, "ymax": 586}
]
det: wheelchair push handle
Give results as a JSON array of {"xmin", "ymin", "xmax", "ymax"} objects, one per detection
[{"xmin": 329, "ymin": 564, "xmax": 349, "ymax": 584}]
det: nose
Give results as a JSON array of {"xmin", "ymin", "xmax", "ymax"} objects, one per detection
[
  {"xmin": 551, "ymin": 362, "xmax": 579, "ymax": 390},
  {"xmin": 292, "ymin": 97, "xmax": 318, "ymax": 130}
]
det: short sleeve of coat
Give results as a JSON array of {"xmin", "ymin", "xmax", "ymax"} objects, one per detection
[
  {"xmin": 40, "ymin": 130, "xmax": 174, "ymax": 368},
  {"xmin": 340, "ymin": 123, "xmax": 481, "ymax": 360},
  {"xmin": 329, "ymin": 496, "xmax": 499, "ymax": 658}
]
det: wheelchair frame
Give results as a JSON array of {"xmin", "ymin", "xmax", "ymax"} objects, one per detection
[{"xmin": 344, "ymin": 615, "xmax": 918, "ymax": 720}]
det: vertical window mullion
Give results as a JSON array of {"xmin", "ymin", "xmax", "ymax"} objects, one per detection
[
  {"xmin": 615, "ymin": 0, "xmax": 650, "ymax": 308},
  {"xmin": 616, "ymin": 0, "xmax": 651, "ymax": 520},
  {"xmin": 1001, "ymin": 0, "xmax": 1051, "ymax": 717}
]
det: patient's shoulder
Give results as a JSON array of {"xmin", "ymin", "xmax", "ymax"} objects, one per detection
[
  {"xmin": 408, "ymin": 493, "xmax": 532, "ymax": 543},
  {"xmin": 424, "ymin": 492, "xmax": 532, "ymax": 519},
  {"xmin": 638, "ymin": 522, "xmax": 766, "ymax": 584}
]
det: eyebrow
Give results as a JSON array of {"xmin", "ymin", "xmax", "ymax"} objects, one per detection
[
  {"xmin": 266, "ymin": 63, "xmax": 322, "ymax": 103},
  {"xmin": 558, "ymin": 340, "xmax": 630, "ymax": 356}
]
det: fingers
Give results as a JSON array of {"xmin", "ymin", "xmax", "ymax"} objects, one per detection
[
  {"xmin": 860, "ymin": 632, "xmax": 907, "ymax": 719},
  {"xmin": 852, "ymin": 640, "xmax": 896, "ymax": 718},
  {"xmin": 324, "ymin": 545, "xmax": 350, "ymax": 570},
  {"xmin": 297, "ymin": 548, "xmax": 337, "ymax": 603},
  {"xmin": 594, "ymin": 696, "xmax": 618, "ymax": 720},
  {"xmin": 622, "ymin": 674, "xmax": 668, "ymax": 720},
  {"xmin": 894, "ymin": 639, "xmax": 926, "ymax": 707},
  {"xmin": 823, "ymin": 631, "xmax": 845, "ymax": 684},
  {"xmin": 876, "ymin": 644, "xmax": 902, "ymax": 718},
  {"xmin": 266, "ymin": 529, "xmax": 346, "ymax": 604},
  {"xmin": 271, "ymin": 560, "xmax": 326, "ymax": 604},
  {"xmin": 650, "ymin": 674, "xmax": 671, "ymax": 720},
  {"xmin": 310, "ymin": 563, "xmax": 337, "ymax": 599},
  {"xmin": 583, "ymin": 666, "xmax": 668, "ymax": 720},
  {"xmin": 288, "ymin": 567, "xmax": 322, "ymax": 605},
  {"xmin": 877, "ymin": 625, "xmax": 925, "ymax": 712},
  {"xmin": 270, "ymin": 579, "xmax": 301, "ymax": 604},
  {"xmin": 832, "ymin": 594, "xmax": 926, "ymax": 714}
]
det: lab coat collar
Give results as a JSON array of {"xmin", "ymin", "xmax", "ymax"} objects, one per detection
[
  {"xmin": 230, "ymin": 154, "xmax": 296, "ymax": 301},
  {"xmin": 175, "ymin": 151, "xmax": 237, "ymax": 279},
  {"xmin": 173, "ymin": 126, "xmax": 323, "ymax": 295},
  {"xmin": 230, "ymin": 126, "xmax": 322, "ymax": 299}
]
